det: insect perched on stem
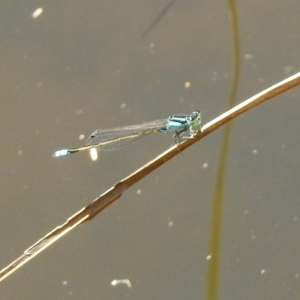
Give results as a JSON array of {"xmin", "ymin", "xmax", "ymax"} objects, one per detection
[{"xmin": 53, "ymin": 110, "xmax": 201, "ymax": 158}]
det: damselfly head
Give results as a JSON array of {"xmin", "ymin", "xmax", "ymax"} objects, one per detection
[{"xmin": 189, "ymin": 110, "xmax": 201, "ymax": 124}]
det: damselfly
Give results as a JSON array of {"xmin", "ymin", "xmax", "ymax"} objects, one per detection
[{"xmin": 53, "ymin": 110, "xmax": 201, "ymax": 158}]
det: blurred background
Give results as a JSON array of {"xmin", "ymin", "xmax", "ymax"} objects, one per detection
[{"xmin": 0, "ymin": 0, "xmax": 300, "ymax": 299}]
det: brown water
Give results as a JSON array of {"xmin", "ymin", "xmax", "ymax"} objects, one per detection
[{"xmin": 0, "ymin": 1, "xmax": 300, "ymax": 299}]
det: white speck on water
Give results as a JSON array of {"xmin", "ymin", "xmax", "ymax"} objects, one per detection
[
  {"xmin": 89, "ymin": 148, "xmax": 98, "ymax": 161},
  {"xmin": 167, "ymin": 218, "xmax": 173, "ymax": 227},
  {"xmin": 111, "ymin": 279, "xmax": 132, "ymax": 288},
  {"xmin": 149, "ymin": 43, "xmax": 155, "ymax": 54},
  {"xmin": 120, "ymin": 103, "xmax": 127, "ymax": 110},
  {"xmin": 212, "ymin": 71, "xmax": 218, "ymax": 82},
  {"xmin": 32, "ymin": 8, "xmax": 43, "ymax": 19},
  {"xmin": 244, "ymin": 54, "xmax": 253, "ymax": 60},
  {"xmin": 206, "ymin": 254, "xmax": 212, "ymax": 260},
  {"xmin": 184, "ymin": 82, "xmax": 191, "ymax": 89}
]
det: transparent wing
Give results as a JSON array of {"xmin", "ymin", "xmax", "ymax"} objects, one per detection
[{"xmin": 85, "ymin": 118, "xmax": 168, "ymax": 151}]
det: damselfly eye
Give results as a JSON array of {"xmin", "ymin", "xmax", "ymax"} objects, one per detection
[{"xmin": 191, "ymin": 110, "xmax": 200, "ymax": 120}]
